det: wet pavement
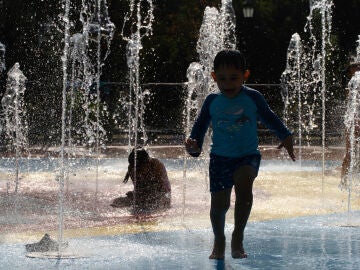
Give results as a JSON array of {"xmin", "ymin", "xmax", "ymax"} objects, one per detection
[
  {"xmin": 1, "ymin": 212, "xmax": 360, "ymax": 270},
  {"xmin": 1, "ymin": 154, "xmax": 360, "ymax": 269}
]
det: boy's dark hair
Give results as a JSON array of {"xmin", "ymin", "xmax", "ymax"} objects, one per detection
[
  {"xmin": 213, "ymin": 49, "xmax": 246, "ymax": 72},
  {"xmin": 128, "ymin": 147, "xmax": 149, "ymax": 167}
]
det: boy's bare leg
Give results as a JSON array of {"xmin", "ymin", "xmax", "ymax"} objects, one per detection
[
  {"xmin": 209, "ymin": 188, "xmax": 231, "ymax": 259},
  {"xmin": 232, "ymin": 165, "xmax": 256, "ymax": 259}
]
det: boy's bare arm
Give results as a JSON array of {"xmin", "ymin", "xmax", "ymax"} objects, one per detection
[{"xmin": 277, "ymin": 135, "xmax": 296, "ymax": 161}]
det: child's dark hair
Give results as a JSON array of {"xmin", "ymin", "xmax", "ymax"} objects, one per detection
[
  {"xmin": 128, "ymin": 147, "xmax": 149, "ymax": 167},
  {"xmin": 213, "ymin": 49, "xmax": 246, "ymax": 72}
]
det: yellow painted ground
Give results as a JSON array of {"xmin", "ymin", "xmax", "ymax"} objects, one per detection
[{"xmin": 1, "ymin": 165, "xmax": 360, "ymax": 244}]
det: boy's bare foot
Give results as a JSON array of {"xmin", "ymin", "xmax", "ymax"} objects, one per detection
[
  {"xmin": 231, "ymin": 235, "xmax": 247, "ymax": 259},
  {"xmin": 209, "ymin": 236, "xmax": 225, "ymax": 260},
  {"xmin": 231, "ymin": 247, "xmax": 247, "ymax": 259}
]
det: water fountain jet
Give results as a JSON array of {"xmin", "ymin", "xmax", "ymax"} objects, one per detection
[
  {"xmin": 0, "ymin": 1, "xmax": 360, "ymax": 268},
  {"xmin": 183, "ymin": 0, "xmax": 236, "ymax": 221},
  {"xmin": 1, "ymin": 63, "xmax": 28, "ymax": 194},
  {"xmin": 0, "ymin": 42, "xmax": 5, "ymax": 73},
  {"xmin": 342, "ymin": 35, "xmax": 360, "ymax": 222},
  {"xmin": 282, "ymin": 0, "xmax": 333, "ymax": 179}
]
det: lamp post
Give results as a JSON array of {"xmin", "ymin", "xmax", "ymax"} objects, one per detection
[{"xmin": 243, "ymin": 0, "xmax": 254, "ymax": 18}]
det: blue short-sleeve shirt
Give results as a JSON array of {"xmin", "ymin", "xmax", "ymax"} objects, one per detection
[{"xmin": 189, "ymin": 85, "xmax": 292, "ymax": 158}]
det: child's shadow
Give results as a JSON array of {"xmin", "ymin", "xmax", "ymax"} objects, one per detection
[{"xmin": 213, "ymin": 259, "xmax": 236, "ymax": 270}]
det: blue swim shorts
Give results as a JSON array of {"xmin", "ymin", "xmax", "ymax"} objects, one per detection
[{"xmin": 209, "ymin": 153, "xmax": 261, "ymax": 193}]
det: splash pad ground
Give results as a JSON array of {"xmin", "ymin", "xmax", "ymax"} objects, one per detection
[{"xmin": 1, "ymin": 145, "xmax": 360, "ymax": 269}]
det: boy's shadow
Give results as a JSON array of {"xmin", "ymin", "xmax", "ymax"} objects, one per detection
[{"xmin": 213, "ymin": 259, "xmax": 237, "ymax": 270}]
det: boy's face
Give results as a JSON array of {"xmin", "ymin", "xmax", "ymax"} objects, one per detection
[{"xmin": 211, "ymin": 65, "xmax": 245, "ymax": 98}]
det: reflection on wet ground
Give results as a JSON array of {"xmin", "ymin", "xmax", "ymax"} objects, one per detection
[
  {"xmin": 1, "ymin": 155, "xmax": 360, "ymax": 269},
  {"xmin": 1, "ymin": 213, "xmax": 360, "ymax": 269}
]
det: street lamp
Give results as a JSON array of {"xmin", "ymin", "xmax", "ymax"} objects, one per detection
[{"xmin": 243, "ymin": 0, "xmax": 254, "ymax": 18}]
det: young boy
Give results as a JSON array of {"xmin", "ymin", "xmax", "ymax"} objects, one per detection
[{"xmin": 185, "ymin": 49, "xmax": 295, "ymax": 260}]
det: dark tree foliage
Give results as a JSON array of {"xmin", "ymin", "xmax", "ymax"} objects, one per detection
[
  {"xmin": 233, "ymin": 0, "xmax": 309, "ymax": 84},
  {"xmin": 1, "ymin": 0, "xmax": 64, "ymax": 146},
  {"xmin": 0, "ymin": 0, "xmax": 359, "ymax": 144}
]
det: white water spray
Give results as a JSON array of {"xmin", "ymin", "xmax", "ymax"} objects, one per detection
[
  {"xmin": 121, "ymin": 0, "xmax": 154, "ymax": 151},
  {"xmin": 0, "ymin": 42, "xmax": 5, "ymax": 73},
  {"xmin": 282, "ymin": 0, "xmax": 333, "ymax": 177},
  {"xmin": 59, "ymin": 0, "xmax": 71, "ymax": 256},
  {"xmin": 281, "ymin": 33, "xmax": 303, "ymax": 165},
  {"xmin": 305, "ymin": 0, "xmax": 333, "ymax": 181},
  {"xmin": 57, "ymin": 0, "xmax": 114, "ymax": 256},
  {"xmin": 1, "ymin": 63, "xmax": 28, "ymax": 194},
  {"xmin": 120, "ymin": 1, "xmax": 154, "ymax": 210},
  {"xmin": 183, "ymin": 1, "xmax": 236, "ymax": 220},
  {"xmin": 79, "ymin": 0, "xmax": 115, "ymax": 206},
  {"xmin": 343, "ymin": 35, "xmax": 360, "ymax": 219}
]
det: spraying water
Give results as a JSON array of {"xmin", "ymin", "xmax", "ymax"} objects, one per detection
[
  {"xmin": 344, "ymin": 71, "xmax": 360, "ymax": 215},
  {"xmin": 57, "ymin": 0, "xmax": 115, "ymax": 257},
  {"xmin": 195, "ymin": 1, "xmax": 236, "ymax": 102},
  {"xmin": 186, "ymin": 1, "xmax": 236, "ymax": 151},
  {"xmin": 120, "ymin": 0, "xmax": 154, "ymax": 210},
  {"xmin": 58, "ymin": 0, "xmax": 71, "ymax": 257},
  {"xmin": 282, "ymin": 0, "xmax": 333, "ymax": 177},
  {"xmin": 79, "ymin": 0, "xmax": 115, "ymax": 205},
  {"xmin": 121, "ymin": 0, "xmax": 154, "ymax": 151},
  {"xmin": 281, "ymin": 33, "xmax": 303, "ymax": 164},
  {"xmin": 1, "ymin": 63, "xmax": 28, "ymax": 194},
  {"xmin": 0, "ymin": 42, "xmax": 5, "ymax": 73},
  {"xmin": 304, "ymin": 0, "xmax": 333, "ymax": 181},
  {"xmin": 183, "ymin": 1, "xmax": 236, "ymax": 220},
  {"xmin": 342, "ymin": 35, "xmax": 360, "ymax": 218}
]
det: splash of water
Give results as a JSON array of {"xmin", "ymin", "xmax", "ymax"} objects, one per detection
[
  {"xmin": 121, "ymin": 0, "xmax": 154, "ymax": 151},
  {"xmin": 281, "ymin": 33, "xmax": 302, "ymax": 124},
  {"xmin": 304, "ymin": 0, "xmax": 333, "ymax": 180},
  {"xmin": 354, "ymin": 35, "xmax": 360, "ymax": 64},
  {"xmin": 342, "ymin": 36, "xmax": 360, "ymax": 215},
  {"xmin": 79, "ymin": 0, "xmax": 115, "ymax": 204},
  {"xmin": 183, "ymin": 1, "xmax": 236, "ymax": 220},
  {"xmin": 183, "ymin": 62, "xmax": 206, "ymax": 219},
  {"xmin": 1, "ymin": 63, "xmax": 28, "ymax": 194},
  {"xmin": 58, "ymin": 0, "xmax": 71, "ymax": 256},
  {"xmin": 120, "ymin": 1, "xmax": 154, "ymax": 209},
  {"xmin": 58, "ymin": 0, "xmax": 115, "ymax": 256},
  {"xmin": 281, "ymin": 33, "xmax": 303, "ymax": 164},
  {"xmin": 185, "ymin": 1, "xmax": 237, "ymax": 147},
  {"xmin": 195, "ymin": 1, "xmax": 236, "ymax": 102},
  {"xmin": 70, "ymin": 1, "xmax": 115, "ymax": 152},
  {"xmin": 282, "ymin": 0, "xmax": 333, "ymax": 176},
  {"xmin": 0, "ymin": 42, "xmax": 5, "ymax": 73}
]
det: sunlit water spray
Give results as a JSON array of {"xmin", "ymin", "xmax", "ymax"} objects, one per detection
[
  {"xmin": 58, "ymin": 0, "xmax": 71, "ymax": 257},
  {"xmin": 2, "ymin": 1, "xmax": 360, "ymax": 265},
  {"xmin": 1, "ymin": 63, "xmax": 28, "ymax": 194},
  {"xmin": 0, "ymin": 42, "xmax": 5, "ymax": 73},
  {"xmin": 183, "ymin": 1, "xmax": 236, "ymax": 220},
  {"xmin": 120, "ymin": 0, "xmax": 154, "ymax": 210},
  {"xmin": 282, "ymin": 0, "xmax": 333, "ymax": 178},
  {"xmin": 78, "ymin": 0, "xmax": 115, "ymax": 206},
  {"xmin": 57, "ymin": 0, "xmax": 115, "ymax": 197},
  {"xmin": 342, "ymin": 36, "xmax": 360, "ymax": 222},
  {"xmin": 305, "ymin": 0, "xmax": 333, "ymax": 180},
  {"xmin": 281, "ymin": 33, "xmax": 303, "ymax": 164},
  {"xmin": 56, "ymin": 0, "xmax": 114, "ymax": 258},
  {"xmin": 121, "ymin": 0, "xmax": 154, "ymax": 151}
]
